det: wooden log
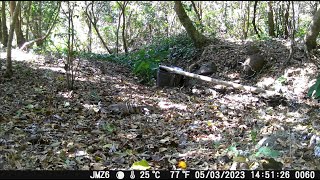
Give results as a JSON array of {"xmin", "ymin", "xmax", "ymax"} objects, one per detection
[{"xmin": 159, "ymin": 65, "xmax": 276, "ymax": 95}]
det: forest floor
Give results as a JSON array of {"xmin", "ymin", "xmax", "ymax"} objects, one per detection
[{"xmin": 1, "ymin": 38, "xmax": 320, "ymax": 170}]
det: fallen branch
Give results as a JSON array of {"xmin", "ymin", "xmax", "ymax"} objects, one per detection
[{"xmin": 159, "ymin": 65, "xmax": 276, "ymax": 95}]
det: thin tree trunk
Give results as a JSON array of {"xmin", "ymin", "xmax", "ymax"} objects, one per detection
[
  {"xmin": 246, "ymin": 2, "xmax": 250, "ymax": 39},
  {"xmin": 9, "ymin": 1, "xmax": 25, "ymax": 48},
  {"xmin": 191, "ymin": 1, "xmax": 201, "ymax": 22},
  {"xmin": 268, "ymin": 1, "xmax": 275, "ymax": 37},
  {"xmin": 191, "ymin": 1, "xmax": 203, "ymax": 32},
  {"xmin": 252, "ymin": 1, "xmax": 260, "ymax": 38},
  {"xmin": 223, "ymin": 2, "xmax": 228, "ymax": 33},
  {"xmin": 126, "ymin": 10, "xmax": 133, "ymax": 47},
  {"xmin": 286, "ymin": 1, "xmax": 295, "ymax": 63},
  {"xmin": 0, "ymin": 13, "xmax": 2, "ymax": 43},
  {"xmin": 5, "ymin": 1, "xmax": 21, "ymax": 78},
  {"xmin": 25, "ymin": 1, "xmax": 32, "ymax": 41},
  {"xmin": 87, "ymin": 19, "xmax": 92, "ymax": 53},
  {"xmin": 275, "ymin": 2, "xmax": 281, "ymax": 37},
  {"xmin": 165, "ymin": 13, "xmax": 169, "ymax": 37},
  {"xmin": 38, "ymin": 1, "xmax": 42, "ymax": 38},
  {"xmin": 84, "ymin": 1, "xmax": 92, "ymax": 53},
  {"xmin": 1, "ymin": 1, "xmax": 8, "ymax": 47},
  {"xmin": 174, "ymin": 1, "xmax": 209, "ymax": 48},
  {"xmin": 283, "ymin": 1, "xmax": 290, "ymax": 39},
  {"xmin": 296, "ymin": 2, "xmax": 301, "ymax": 33},
  {"xmin": 241, "ymin": 1, "xmax": 250, "ymax": 39},
  {"xmin": 121, "ymin": 2, "xmax": 128, "ymax": 54},
  {"xmin": 198, "ymin": 2, "xmax": 202, "ymax": 22},
  {"xmin": 116, "ymin": 9, "xmax": 122, "ymax": 54}
]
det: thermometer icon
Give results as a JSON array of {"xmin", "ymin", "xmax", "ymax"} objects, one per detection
[{"xmin": 130, "ymin": 171, "xmax": 135, "ymax": 179}]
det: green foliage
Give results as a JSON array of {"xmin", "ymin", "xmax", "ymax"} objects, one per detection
[
  {"xmin": 259, "ymin": 33, "xmax": 272, "ymax": 41},
  {"xmin": 255, "ymin": 146, "xmax": 280, "ymax": 158},
  {"xmin": 31, "ymin": 1, "xmax": 60, "ymax": 29},
  {"xmin": 101, "ymin": 123, "xmax": 116, "ymax": 134},
  {"xmin": 276, "ymin": 76, "xmax": 287, "ymax": 85},
  {"xmin": 166, "ymin": 34, "xmax": 196, "ymax": 61},
  {"xmin": 226, "ymin": 141, "xmax": 281, "ymax": 166},
  {"xmin": 296, "ymin": 18, "xmax": 312, "ymax": 38},
  {"xmin": 308, "ymin": 77, "xmax": 320, "ymax": 99},
  {"xmin": 77, "ymin": 33, "xmax": 196, "ymax": 85},
  {"xmin": 131, "ymin": 159, "xmax": 151, "ymax": 170},
  {"xmin": 251, "ymin": 129, "xmax": 258, "ymax": 144},
  {"xmin": 128, "ymin": 34, "xmax": 195, "ymax": 84}
]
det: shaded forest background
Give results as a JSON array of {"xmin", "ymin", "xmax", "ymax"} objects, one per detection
[{"xmin": 1, "ymin": 1, "xmax": 320, "ymax": 171}]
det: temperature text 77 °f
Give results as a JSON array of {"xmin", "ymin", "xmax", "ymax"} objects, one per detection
[{"xmin": 170, "ymin": 171, "xmax": 190, "ymax": 179}]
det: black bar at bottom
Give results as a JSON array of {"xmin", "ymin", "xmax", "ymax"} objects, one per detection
[{"xmin": 0, "ymin": 170, "xmax": 319, "ymax": 179}]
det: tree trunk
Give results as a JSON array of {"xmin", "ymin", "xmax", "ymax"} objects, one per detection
[
  {"xmin": 1, "ymin": 1, "xmax": 8, "ymax": 47},
  {"xmin": 87, "ymin": 18, "xmax": 92, "ymax": 53},
  {"xmin": 121, "ymin": 2, "xmax": 128, "ymax": 54},
  {"xmin": 9, "ymin": 1, "xmax": 25, "ymax": 48},
  {"xmin": 126, "ymin": 10, "xmax": 133, "ymax": 45},
  {"xmin": 267, "ymin": 1, "xmax": 275, "ymax": 37},
  {"xmin": 191, "ymin": 1, "xmax": 203, "ymax": 32},
  {"xmin": 223, "ymin": 2, "xmax": 228, "ymax": 33},
  {"xmin": 25, "ymin": 1, "xmax": 32, "ymax": 41},
  {"xmin": 165, "ymin": 13, "xmax": 169, "ymax": 37},
  {"xmin": 116, "ymin": 9, "xmax": 122, "ymax": 54},
  {"xmin": 0, "ymin": 13, "xmax": 2, "ymax": 43},
  {"xmin": 296, "ymin": 2, "xmax": 301, "ymax": 34},
  {"xmin": 275, "ymin": 2, "xmax": 281, "ymax": 37},
  {"xmin": 241, "ymin": 1, "xmax": 250, "ymax": 39},
  {"xmin": 305, "ymin": 7, "xmax": 320, "ymax": 51},
  {"xmin": 5, "ymin": 1, "xmax": 21, "ymax": 78},
  {"xmin": 84, "ymin": 1, "xmax": 92, "ymax": 53},
  {"xmin": 286, "ymin": 1, "xmax": 296, "ymax": 63},
  {"xmin": 85, "ymin": 2, "xmax": 112, "ymax": 54},
  {"xmin": 252, "ymin": 1, "xmax": 260, "ymax": 38},
  {"xmin": 174, "ymin": 1, "xmax": 209, "ymax": 48},
  {"xmin": 191, "ymin": 1, "xmax": 201, "ymax": 22},
  {"xmin": 283, "ymin": 1, "xmax": 290, "ymax": 39},
  {"xmin": 38, "ymin": 1, "xmax": 42, "ymax": 38}
]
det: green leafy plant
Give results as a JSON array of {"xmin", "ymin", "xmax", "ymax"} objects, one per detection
[
  {"xmin": 251, "ymin": 129, "xmax": 258, "ymax": 144},
  {"xmin": 101, "ymin": 123, "xmax": 116, "ymax": 134},
  {"xmin": 226, "ymin": 144, "xmax": 281, "ymax": 168},
  {"xmin": 76, "ymin": 33, "xmax": 197, "ymax": 84},
  {"xmin": 308, "ymin": 77, "xmax": 320, "ymax": 99},
  {"xmin": 131, "ymin": 159, "xmax": 151, "ymax": 170},
  {"xmin": 276, "ymin": 76, "xmax": 287, "ymax": 85},
  {"xmin": 255, "ymin": 146, "xmax": 280, "ymax": 159},
  {"xmin": 133, "ymin": 59, "xmax": 159, "ymax": 83}
]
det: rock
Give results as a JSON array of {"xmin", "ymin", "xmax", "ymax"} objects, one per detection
[
  {"xmin": 157, "ymin": 67, "xmax": 184, "ymax": 87},
  {"xmin": 194, "ymin": 61, "xmax": 217, "ymax": 76},
  {"xmin": 242, "ymin": 54, "xmax": 266, "ymax": 77}
]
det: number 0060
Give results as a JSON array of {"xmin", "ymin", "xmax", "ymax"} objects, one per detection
[{"xmin": 295, "ymin": 171, "xmax": 315, "ymax": 179}]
